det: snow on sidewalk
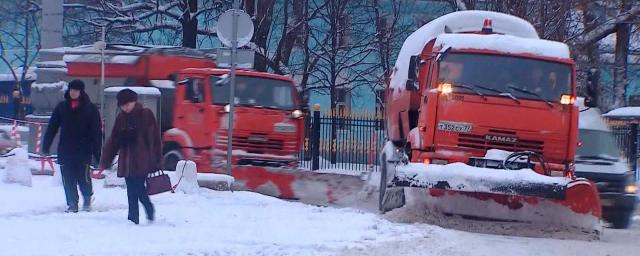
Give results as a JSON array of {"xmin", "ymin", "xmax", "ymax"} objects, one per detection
[
  {"xmin": 1, "ymin": 175, "xmax": 639, "ymax": 256},
  {"xmin": 0, "ymin": 176, "xmax": 420, "ymax": 256}
]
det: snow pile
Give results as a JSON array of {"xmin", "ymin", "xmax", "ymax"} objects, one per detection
[
  {"xmin": 434, "ymin": 33, "xmax": 570, "ymax": 59},
  {"xmin": 2, "ymin": 148, "xmax": 32, "ymax": 187},
  {"xmin": 391, "ymin": 10, "xmax": 539, "ymax": 90},
  {"xmin": 483, "ymin": 149, "xmax": 514, "ymax": 160},
  {"xmin": 173, "ymin": 160, "xmax": 199, "ymax": 194},
  {"xmin": 395, "ymin": 162, "xmax": 570, "ymax": 194}
]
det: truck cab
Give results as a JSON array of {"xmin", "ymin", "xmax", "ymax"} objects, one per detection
[
  {"xmin": 387, "ymin": 13, "xmax": 579, "ymax": 175},
  {"xmin": 162, "ymin": 68, "xmax": 303, "ymax": 172}
]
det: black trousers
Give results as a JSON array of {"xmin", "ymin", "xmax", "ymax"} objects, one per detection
[
  {"xmin": 60, "ymin": 163, "xmax": 93, "ymax": 208},
  {"xmin": 125, "ymin": 177, "xmax": 154, "ymax": 223}
]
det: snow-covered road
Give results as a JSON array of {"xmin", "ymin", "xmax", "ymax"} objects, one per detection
[{"xmin": 0, "ymin": 175, "xmax": 638, "ymax": 256}]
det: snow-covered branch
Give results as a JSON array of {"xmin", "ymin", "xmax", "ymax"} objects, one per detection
[{"xmin": 567, "ymin": 5, "xmax": 640, "ymax": 47}]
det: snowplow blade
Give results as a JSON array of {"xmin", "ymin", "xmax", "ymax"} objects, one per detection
[
  {"xmin": 209, "ymin": 166, "xmax": 367, "ymax": 206},
  {"xmin": 382, "ymin": 163, "xmax": 602, "ymax": 233}
]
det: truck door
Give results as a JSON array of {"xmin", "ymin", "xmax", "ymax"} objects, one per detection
[{"xmin": 174, "ymin": 77, "xmax": 214, "ymax": 149}]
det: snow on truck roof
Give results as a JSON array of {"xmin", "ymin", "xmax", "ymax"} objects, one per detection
[
  {"xmin": 391, "ymin": 10, "xmax": 570, "ymax": 89},
  {"xmin": 434, "ymin": 34, "xmax": 570, "ymax": 59}
]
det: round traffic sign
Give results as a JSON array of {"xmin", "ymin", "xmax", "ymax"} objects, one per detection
[{"xmin": 216, "ymin": 9, "xmax": 254, "ymax": 48}]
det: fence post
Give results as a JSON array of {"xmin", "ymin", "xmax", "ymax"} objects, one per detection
[
  {"xmin": 303, "ymin": 111, "xmax": 311, "ymax": 161},
  {"xmin": 311, "ymin": 104, "xmax": 321, "ymax": 171},
  {"xmin": 630, "ymin": 123, "xmax": 638, "ymax": 179}
]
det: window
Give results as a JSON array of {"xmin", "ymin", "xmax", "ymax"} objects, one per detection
[
  {"xmin": 184, "ymin": 78, "xmax": 205, "ymax": 103},
  {"xmin": 337, "ymin": 15, "xmax": 351, "ymax": 48},
  {"xmin": 211, "ymin": 75, "xmax": 296, "ymax": 110},
  {"xmin": 438, "ymin": 53, "xmax": 573, "ymax": 102}
]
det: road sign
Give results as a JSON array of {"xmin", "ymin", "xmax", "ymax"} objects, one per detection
[
  {"xmin": 216, "ymin": 48, "xmax": 254, "ymax": 68},
  {"xmin": 216, "ymin": 9, "xmax": 254, "ymax": 48}
]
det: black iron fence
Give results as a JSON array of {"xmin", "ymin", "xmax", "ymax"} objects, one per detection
[
  {"xmin": 609, "ymin": 122, "xmax": 639, "ymax": 180},
  {"xmin": 298, "ymin": 107, "xmax": 385, "ymax": 172}
]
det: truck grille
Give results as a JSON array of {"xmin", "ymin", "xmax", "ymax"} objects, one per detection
[
  {"xmin": 457, "ymin": 133, "xmax": 544, "ymax": 154},
  {"xmin": 217, "ymin": 133, "xmax": 284, "ymax": 153}
]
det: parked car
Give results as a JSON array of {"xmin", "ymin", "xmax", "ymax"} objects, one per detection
[{"xmin": 575, "ymin": 98, "xmax": 638, "ymax": 229}]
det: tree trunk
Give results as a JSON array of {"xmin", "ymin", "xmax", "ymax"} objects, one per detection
[
  {"xmin": 182, "ymin": 0, "xmax": 198, "ymax": 48},
  {"xmin": 613, "ymin": 1, "xmax": 631, "ymax": 108},
  {"xmin": 247, "ymin": 0, "xmax": 275, "ymax": 72}
]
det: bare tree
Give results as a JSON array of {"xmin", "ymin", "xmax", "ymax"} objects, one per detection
[
  {"xmin": 370, "ymin": 0, "xmax": 414, "ymax": 107},
  {"xmin": 0, "ymin": 0, "xmax": 41, "ymax": 120},
  {"xmin": 63, "ymin": 0, "xmax": 229, "ymax": 47}
]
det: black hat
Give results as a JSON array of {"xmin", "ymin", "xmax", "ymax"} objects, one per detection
[
  {"xmin": 68, "ymin": 80, "xmax": 85, "ymax": 91},
  {"xmin": 117, "ymin": 89, "xmax": 138, "ymax": 106}
]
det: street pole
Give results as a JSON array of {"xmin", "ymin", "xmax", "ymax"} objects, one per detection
[
  {"xmin": 100, "ymin": 26, "xmax": 106, "ymax": 142},
  {"xmin": 226, "ymin": 1, "xmax": 239, "ymax": 175}
]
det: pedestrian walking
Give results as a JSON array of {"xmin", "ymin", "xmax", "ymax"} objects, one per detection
[
  {"xmin": 43, "ymin": 80, "xmax": 102, "ymax": 213},
  {"xmin": 100, "ymin": 89, "xmax": 162, "ymax": 224}
]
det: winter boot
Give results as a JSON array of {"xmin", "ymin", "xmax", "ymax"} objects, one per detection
[
  {"xmin": 82, "ymin": 196, "xmax": 93, "ymax": 212},
  {"xmin": 65, "ymin": 205, "xmax": 79, "ymax": 213}
]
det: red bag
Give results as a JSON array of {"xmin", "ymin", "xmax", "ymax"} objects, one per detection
[{"xmin": 146, "ymin": 170, "xmax": 174, "ymax": 195}]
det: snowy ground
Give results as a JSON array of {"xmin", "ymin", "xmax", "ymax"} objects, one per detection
[{"xmin": 1, "ymin": 173, "xmax": 639, "ymax": 255}]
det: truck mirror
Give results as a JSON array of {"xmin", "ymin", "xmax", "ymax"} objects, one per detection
[
  {"xmin": 436, "ymin": 46, "xmax": 451, "ymax": 62},
  {"xmin": 406, "ymin": 56, "xmax": 419, "ymax": 91},
  {"xmin": 214, "ymin": 74, "xmax": 230, "ymax": 86}
]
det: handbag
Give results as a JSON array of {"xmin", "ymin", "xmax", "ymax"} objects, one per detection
[{"xmin": 146, "ymin": 170, "xmax": 174, "ymax": 195}]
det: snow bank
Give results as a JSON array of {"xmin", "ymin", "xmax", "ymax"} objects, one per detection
[
  {"xmin": 2, "ymin": 148, "xmax": 32, "ymax": 187},
  {"xmin": 391, "ymin": 10, "xmax": 539, "ymax": 90},
  {"xmin": 105, "ymin": 86, "xmax": 161, "ymax": 96},
  {"xmin": 434, "ymin": 33, "xmax": 570, "ymax": 59},
  {"xmin": 174, "ymin": 160, "xmax": 199, "ymax": 194}
]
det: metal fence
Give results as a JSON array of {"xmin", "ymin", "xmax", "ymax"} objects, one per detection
[
  {"xmin": 610, "ymin": 122, "xmax": 639, "ymax": 180},
  {"xmin": 298, "ymin": 107, "xmax": 385, "ymax": 172}
]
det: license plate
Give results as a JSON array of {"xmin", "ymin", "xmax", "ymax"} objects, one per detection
[{"xmin": 437, "ymin": 121, "xmax": 472, "ymax": 133}]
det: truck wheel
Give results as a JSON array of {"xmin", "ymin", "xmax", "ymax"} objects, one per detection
[
  {"xmin": 607, "ymin": 211, "xmax": 633, "ymax": 229},
  {"xmin": 163, "ymin": 150, "xmax": 183, "ymax": 171}
]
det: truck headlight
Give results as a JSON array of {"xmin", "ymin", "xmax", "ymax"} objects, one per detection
[
  {"xmin": 625, "ymin": 184, "xmax": 638, "ymax": 194},
  {"xmin": 223, "ymin": 104, "xmax": 230, "ymax": 113},
  {"xmin": 292, "ymin": 110, "xmax": 303, "ymax": 118}
]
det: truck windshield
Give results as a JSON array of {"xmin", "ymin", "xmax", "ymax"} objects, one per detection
[
  {"xmin": 211, "ymin": 75, "xmax": 296, "ymax": 110},
  {"xmin": 576, "ymin": 129, "xmax": 621, "ymax": 160},
  {"xmin": 438, "ymin": 53, "xmax": 572, "ymax": 102}
]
